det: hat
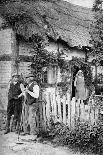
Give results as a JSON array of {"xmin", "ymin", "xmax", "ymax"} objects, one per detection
[
  {"xmin": 25, "ymin": 73, "xmax": 34, "ymax": 78},
  {"xmin": 12, "ymin": 73, "xmax": 20, "ymax": 78},
  {"xmin": 78, "ymin": 70, "xmax": 82, "ymax": 73}
]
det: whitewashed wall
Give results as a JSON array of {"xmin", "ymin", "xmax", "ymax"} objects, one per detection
[
  {"xmin": 19, "ymin": 42, "xmax": 34, "ymax": 56},
  {"xmin": 0, "ymin": 26, "xmax": 15, "ymax": 110},
  {"xmin": 0, "ymin": 61, "xmax": 12, "ymax": 84},
  {"xmin": 18, "ymin": 42, "xmax": 34, "ymax": 78},
  {"xmin": 0, "ymin": 29, "xmax": 13, "ymax": 55},
  {"xmin": 18, "ymin": 61, "xmax": 31, "ymax": 78}
]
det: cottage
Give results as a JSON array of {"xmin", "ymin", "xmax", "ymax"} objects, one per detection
[{"xmin": 0, "ymin": 0, "xmax": 100, "ymax": 128}]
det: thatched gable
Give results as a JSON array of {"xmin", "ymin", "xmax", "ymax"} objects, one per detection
[{"xmin": 0, "ymin": 0, "xmax": 94, "ymax": 47}]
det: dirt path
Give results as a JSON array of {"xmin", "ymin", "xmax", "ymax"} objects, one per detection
[
  {"xmin": 0, "ymin": 110, "xmax": 95, "ymax": 155},
  {"xmin": 0, "ymin": 130, "xmax": 95, "ymax": 155}
]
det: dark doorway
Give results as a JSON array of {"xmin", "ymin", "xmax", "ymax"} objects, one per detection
[{"xmin": 72, "ymin": 66, "xmax": 79, "ymax": 98}]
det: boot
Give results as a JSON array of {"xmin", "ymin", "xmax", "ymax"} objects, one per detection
[
  {"xmin": 4, "ymin": 128, "xmax": 10, "ymax": 134},
  {"xmin": 4, "ymin": 118, "xmax": 10, "ymax": 134},
  {"xmin": 15, "ymin": 122, "xmax": 20, "ymax": 134}
]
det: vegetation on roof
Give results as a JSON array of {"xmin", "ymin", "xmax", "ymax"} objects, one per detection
[
  {"xmin": 0, "ymin": 0, "xmax": 94, "ymax": 47},
  {"xmin": 90, "ymin": 0, "xmax": 103, "ymax": 61}
]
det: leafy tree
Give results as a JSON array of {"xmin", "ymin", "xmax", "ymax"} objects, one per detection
[{"xmin": 90, "ymin": 0, "xmax": 103, "ymax": 61}]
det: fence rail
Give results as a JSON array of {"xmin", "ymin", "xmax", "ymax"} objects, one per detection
[{"xmin": 41, "ymin": 87, "xmax": 100, "ymax": 130}]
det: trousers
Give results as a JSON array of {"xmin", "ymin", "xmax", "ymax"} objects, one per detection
[
  {"xmin": 6, "ymin": 98, "xmax": 22, "ymax": 131},
  {"xmin": 23, "ymin": 102, "xmax": 39, "ymax": 135}
]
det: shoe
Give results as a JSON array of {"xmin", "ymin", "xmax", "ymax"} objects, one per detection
[
  {"xmin": 4, "ymin": 129, "xmax": 10, "ymax": 134},
  {"xmin": 20, "ymin": 132, "xmax": 30, "ymax": 136},
  {"xmin": 15, "ymin": 130, "xmax": 19, "ymax": 134}
]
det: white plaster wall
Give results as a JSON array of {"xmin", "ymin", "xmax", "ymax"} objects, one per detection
[
  {"xmin": 0, "ymin": 61, "xmax": 11, "ymax": 110},
  {"xmin": 18, "ymin": 61, "xmax": 32, "ymax": 78},
  {"xmin": 0, "ymin": 87, "xmax": 8, "ymax": 110},
  {"xmin": 0, "ymin": 61, "xmax": 12, "ymax": 84},
  {"xmin": 0, "ymin": 26, "xmax": 14, "ymax": 110},
  {"xmin": 19, "ymin": 42, "xmax": 34, "ymax": 56},
  {"xmin": 0, "ymin": 28, "xmax": 13, "ymax": 55}
]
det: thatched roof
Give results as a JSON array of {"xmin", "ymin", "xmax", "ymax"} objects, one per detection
[{"xmin": 0, "ymin": 0, "xmax": 94, "ymax": 47}]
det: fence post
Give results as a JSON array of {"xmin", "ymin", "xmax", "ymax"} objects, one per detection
[
  {"xmin": 52, "ymin": 88, "xmax": 57, "ymax": 121},
  {"xmin": 56, "ymin": 91, "xmax": 62, "ymax": 122},
  {"xmin": 42, "ymin": 91, "xmax": 47, "ymax": 131},
  {"xmin": 80, "ymin": 100, "xmax": 85, "ymax": 121},
  {"xmin": 67, "ymin": 92, "xmax": 71, "ymax": 127},
  {"xmin": 77, "ymin": 99, "xmax": 81, "ymax": 121},
  {"xmin": 45, "ymin": 89, "xmax": 51, "ymax": 127},
  {"xmin": 62, "ymin": 95, "xmax": 66, "ymax": 124},
  {"xmin": 71, "ymin": 97, "xmax": 76, "ymax": 128}
]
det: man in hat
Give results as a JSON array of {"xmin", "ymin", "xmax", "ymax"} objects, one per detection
[
  {"xmin": 23, "ymin": 73, "xmax": 40, "ymax": 137},
  {"xmin": 4, "ymin": 73, "xmax": 25, "ymax": 134}
]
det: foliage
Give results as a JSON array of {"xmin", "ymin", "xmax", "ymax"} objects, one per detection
[
  {"xmin": 0, "ymin": 0, "xmax": 60, "ymax": 4},
  {"xmin": 97, "ymin": 73, "xmax": 103, "ymax": 83},
  {"xmin": 30, "ymin": 35, "xmax": 93, "ymax": 96},
  {"xmin": 49, "ymin": 121, "xmax": 103, "ymax": 154},
  {"xmin": 30, "ymin": 34, "xmax": 70, "ymax": 84},
  {"xmin": 90, "ymin": 0, "xmax": 103, "ymax": 60},
  {"xmin": 30, "ymin": 34, "xmax": 59, "ymax": 82}
]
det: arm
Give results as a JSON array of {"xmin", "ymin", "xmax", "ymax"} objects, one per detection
[
  {"xmin": 26, "ymin": 85, "xmax": 40, "ymax": 98},
  {"xmin": 74, "ymin": 77, "xmax": 77, "ymax": 87},
  {"xmin": 18, "ymin": 83, "xmax": 26, "ymax": 98}
]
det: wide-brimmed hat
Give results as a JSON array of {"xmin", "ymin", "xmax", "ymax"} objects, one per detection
[
  {"xmin": 12, "ymin": 73, "xmax": 20, "ymax": 78},
  {"xmin": 25, "ymin": 73, "xmax": 34, "ymax": 78}
]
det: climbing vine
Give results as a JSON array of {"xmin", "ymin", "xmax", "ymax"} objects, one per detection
[{"xmin": 30, "ymin": 34, "xmax": 93, "ymax": 96}]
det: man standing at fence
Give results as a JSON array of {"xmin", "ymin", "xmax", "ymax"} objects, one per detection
[
  {"xmin": 4, "ymin": 74, "xmax": 24, "ymax": 134},
  {"xmin": 23, "ymin": 73, "xmax": 40, "ymax": 137}
]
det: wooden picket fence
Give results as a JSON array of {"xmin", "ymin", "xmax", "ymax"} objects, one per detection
[{"xmin": 40, "ymin": 87, "xmax": 100, "ymax": 130}]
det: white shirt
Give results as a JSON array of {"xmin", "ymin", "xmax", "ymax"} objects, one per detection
[
  {"xmin": 33, "ymin": 85, "xmax": 39, "ymax": 98},
  {"xmin": 27, "ymin": 82, "xmax": 40, "ymax": 99}
]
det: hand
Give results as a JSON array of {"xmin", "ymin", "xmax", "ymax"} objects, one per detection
[
  {"xmin": 18, "ymin": 94, "xmax": 22, "ymax": 98},
  {"xmin": 14, "ymin": 96, "xmax": 18, "ymax": 99},
  {"xmin": 18, "ymin": 92, "xmax": 24, "ymax": 98}
]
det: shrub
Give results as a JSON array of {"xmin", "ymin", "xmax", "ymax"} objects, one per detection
[{"xmin": 49, "ymin": 121, "xmax": 103, "ymax": 154}]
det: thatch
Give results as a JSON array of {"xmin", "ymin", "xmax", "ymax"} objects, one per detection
[{"xmin": 0, "ymin": 0, "xmax": 94, "ymax": 47}]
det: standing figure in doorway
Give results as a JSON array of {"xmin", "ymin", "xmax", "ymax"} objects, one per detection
[{"xmin": 74, "ymin": 70, "xmax": 88, "ymax": 103}]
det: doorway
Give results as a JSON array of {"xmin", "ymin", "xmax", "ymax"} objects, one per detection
[{"xmin": 71, "ymin": 66, "xmax": 79, "ymax": 98}]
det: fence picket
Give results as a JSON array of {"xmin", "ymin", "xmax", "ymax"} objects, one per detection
[
  {"xmin": 62, "ymin": 95, "xmax": 66, "ymax": 124},
  {"xmin": 67, "ymin": 93, "xmax": 71, "ymax": 127},
  {"xmin": 80, "ymin": 100, "xmax": 85, "ymax": 121},
  {"xmin": 45, "ymin": 90, "xmax": 51, "ymax": 127},
  {"xmin": 42, "ymin": 92, "xmax": 47, "ymax": 131},
  {"xmin": 56, "ymin": 92, "xmax": 62, "ymax": 122},
  {"xmin": 52, "ymin": 88, "xmax": 57, "ymax": 121},
  {"xmin": 71, "ymin": 97, "xmax": 76, "ymax": 128},
  {"xmin": 41, "ymin": 89, "xmax": 100, "ymax": 130}
]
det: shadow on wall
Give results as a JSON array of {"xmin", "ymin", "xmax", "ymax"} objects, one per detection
[
  {"xmin": 0, "ymin": 88, "xmax": 8, "ymax": 111},
  {"xmin": 0, "ymin": 98, "xmax": 5, "ymax": 110}
]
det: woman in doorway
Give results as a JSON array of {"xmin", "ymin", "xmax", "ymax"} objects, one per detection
[{"xmin": 74, "ymin": 70, "xmax": 89, "ymax": 104}]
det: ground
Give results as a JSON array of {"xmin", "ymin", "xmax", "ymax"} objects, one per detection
[
  {"xmin": 0, "ymin": 131, "xmax": 96, "ymax": 155},
  {"xmin": 0, "ymin": 110, "xmax": 96, "ymax": 155}
]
